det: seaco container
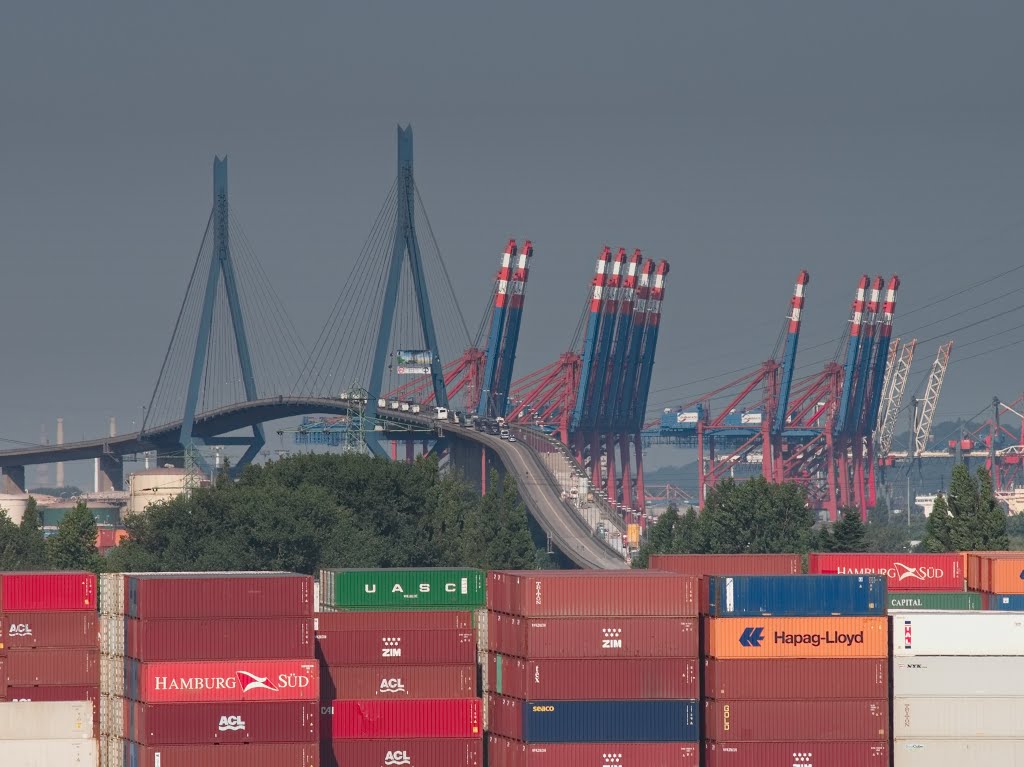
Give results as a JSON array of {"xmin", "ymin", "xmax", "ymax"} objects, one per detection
[
  {"xmin": 487, "ymin": 654, "xmax": 698, "ymax": 700},
  {"xmin": 487, "ymin": 613, "xmax": 698, "ymax": 658},
  {"xmin": 4, "ymin": 647, "xmax": 99, "ymax": 685},
  {"xmin": 892, "ymin": 738, "xmax": 1024, "ymax": 766},
  {"xmin": 704, "ymin": 657, "xmax": 888, "ymax": 700},
  {"xmin": 894, "ymin": 696, "xmax": 1024, "ymax": 738},
  {"xmin": 704, "ymin": 698, "xmax": 888, "ymax": 742},
  {"xmin": 0, "ymin": 610, "xmax": 98, "ymax": 649},
  {"xmin": 125, "ymin": 658, "xmax": 318, "ymax": 703},
  {"xmin": 892, "ymin": 610, "xmax": 1024, "ymax": 655},
  {"xmin": 330, "ymin": 698, "xmax": 482, "ymax": 739},
  {"xmin": 893, "ymin": 656, "xmax": 1024, "ymax": 697},
  {"xmin": 324, "ymin": 568, "xmax": 485, "ymax": 610},
  {"xmin": 648, "ymin": 553, "xmax": 802, "ymax": 575},
  {"xmin": 985, "ymin": 593, "xmax": 1024, "ymax": 610},
  {"xmin": 706, "ymin": 574, "xmax": 886, "ymax": 617},
  {"xmin": 809, "ymin": 553, "xmax": 963, "ymax": 591},
  {"xmin": 314, "ymin": 610, "xmax": 474, "ymax": 631},
  {"xmin": 888, "ymin": 591, "xmax": 982, "ymax": 610},
  {"xmin": 487, "ymin": 736, "xmax": 699, "ymax": 767},
  {"xmin": 486, "ymin": 694, "xmax": 699, "ymax": 743},
  {"xmin": 124, "ymin": 741, "xmax": 318, "ymax": 767},
  {"xmin": 705, "ymin": 616, "xmax": 888, "ymax": 659},
  {"xmin": 323, "ymin": 738, "xmax": 483, "ymax": 767},
  {"xmin": 487, "ymin": 570, "xmax": 698, "ymax": 617},
  {"xmin": 706, "ymin": 741, "xmax": 889, "ymax": 767},
  {"xmin": 322, "ymin": 664, "xmax": 477, "ymax": 700},
  {"xmin": 0, "ymin": 571, "xmax": 96, "ymax": 611},
  {"xmin": 0, "ymin": 700, "xmax": 93, "ymax": 740},
  {"xmin": 127, "ymin": 573, "xmax": 313, "ymax": 619},
  {"xmin": 315, "ymin": 627, "xmax": 475, "ymax": 666},
  {"xmin": 128, "ymin": 616, "xmax": 313, "ymax": 661},
  {"xmin": 128, "ymin": 700, "xmax": 317, "ymax": 745}
]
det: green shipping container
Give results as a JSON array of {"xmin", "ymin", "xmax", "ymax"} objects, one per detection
[
  {"xmin": 322, "ymin": 568, "xmax": 486, "ymax": 610},
  {"xmin": 887, "ymin": 591, "xmax": 983, "ymax": 611}
]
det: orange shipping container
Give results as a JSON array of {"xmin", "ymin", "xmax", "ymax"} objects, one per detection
[
  {"xmin": 988, "ymin": 556, "xmax": 1024, "ymax": 594},
  {"xmin": 705, "ymin": 617, "xmax": 888, "ymax": 659}
]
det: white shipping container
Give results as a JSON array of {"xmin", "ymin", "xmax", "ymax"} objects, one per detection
[
  {"xmin": 894, "ymin": 655, "xmax": 1024, "ymax": 697},
  {"xmin": 892, "ymin": 610, "xmax": 1024, "ymax": 656},
  {"xmin": 0, "ymin": 701, "xmax": 93, "ymax": 740},
  {"xmin": 894, "ymin": 738, "xmax": 1024, "ymax": 766},
  {"xmin": 5, "ymin": 738, "xmax": 98, "ymax": 767},
  {"xmin": 894, "ymin": 696, "xmax": 1024, "ymax": 738}
]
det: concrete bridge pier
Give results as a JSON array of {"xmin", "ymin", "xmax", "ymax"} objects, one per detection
[
  {"xmin": 2, "ymin": 466, "xmax": 26, "ymax": 494},
  {"xmin": 97, "ymin": 454, "xmax": 123, "ymax": 492}
]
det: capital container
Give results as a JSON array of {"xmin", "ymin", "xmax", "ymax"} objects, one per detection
[
  {"xmin": 128, "ymin": 700, "xmax": 317, "ymax": 745},
  {"xmin": 893, "ymin": 656, "xmax": 1024, "ymax": 696},
  {"xmin": 892, "ymin": 610, "xmax": 1024, "ymax": 655},
  {"xmin": 894, "ymin": 696, "xmax": 1024, "ymax": 738},
  {"xmin": 127, "ymin": 616, "xmax": 314, "ymax": 661},
  {"xmin": 888, "ymin": 591, "xmax": 982, "ymax": 610},
  {"xmin": 706, "ymin": 574, "xmax": 886, "ymax": 616},
  {"xmin": 0, "ymin": 571, "xmax": 96, "ymax": 611},
  {"xmin": 314, "ymin": 609, "xmax": 473, "ymax": 631},
  {"xmin": 705, "ymin": 698, "xmax": 889, "ymax": 741},
  {"xmin": 5, "ymin": 647, "xmax": 99, "ymax": 685},
  {"xmin": 127, "ymin": 572, "xmax": 313, "ymax": 618},
  {"xmin": 0, "ymin": 700, "xmax": 93, "ymax": 739},
  {"xmin": 706, "ymin": 740, "xmax": 889, "ymax": 767},
  {"xmin": 125, "ymin": 658, "xmax": 318, "ymax": 703},
  {"xmin": 330, "ymin": 698, "xmax": 482, "ymax": 738},
  {"xmin": 3, "ymin": 739, "xmax": 98, "ymax": 766},
  {"xmin": 124, "ymin": 741, "xmax": 318, "ymax": 767},
  {"xmin": 315, "ymin": 627, "xmax": 475, "ymax": 665},
  {"xmin": 705, "ymin": 616, "xmax": 888, "ymax": 659},
  {"xmin": 488, "ymin": 654, "xmax": 698, "ymax": 700},
  {"xmin": 487, "ymin": 612, "xmax": 698, "ymax": 658},
  {"xmin": 486, "ymin": 693, "xmax": 699, "ymax": 743},
  {"xmin": 322, "ymin": 664, "xmax": 477, "ymax": 700},
  {"xmin": 487, "ymin": 735, "xmax": 699, "ymax": 767},
  {"xmin": 323, "ymin": 568, "xmax": 485, "ymax": 610},
  {"xmin": 0, "ymin": 610, "xmax": 99, "ymax": 650},
  {"xmin": 487, "ymin": 570, "xmax": 698, "ymax": 617},
  {"xmin": 704, "ymin": 657, "xmax": 888, "ymax": 699},
  {"xmin": 892, "ymin": 738, "xmax": 1024, "ymax": 766},
  {"xmin": 809, "ymin": 553, "xmax": 963, "ymax": 591},
  {"xmin": 322, "ymin": 738, "xmax": 482, "ymax": 767},
  {"xmin": 648, "ymin": 553, "xmax": 802, "ymax": 575},
  {"xmin": 985, "ymin": 592, "xmax": 1024, "ymax": 610}
]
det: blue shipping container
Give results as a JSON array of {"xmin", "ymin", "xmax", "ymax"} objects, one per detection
[
  {"xmin": 986, "ymin": 594, "xmax": 1024, "ymax": 610},
  {"xmin": 522, "ymin": 699, "xmax": 699, "ymax": 743},
  {"xmin": 706, "ymin": 575, "xmax": 887, "ymax": 617}
]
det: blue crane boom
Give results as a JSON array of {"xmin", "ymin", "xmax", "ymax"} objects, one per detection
[
  {"xmin": 570, "ymin": 248, "xmax": 612, "ymax": 433},
  {"xmin": 477, "ymin": 240, "xmax": 516, "ymax": 417},
  {"xmin": 833, "ymin": 275, "xmax": 870, "ymax": 436},
  {"xmin": 771, "ymin": 270, "xmax": 810, "ymax": 435}
]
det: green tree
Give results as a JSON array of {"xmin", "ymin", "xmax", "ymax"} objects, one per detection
[
  {"xmin": 976, "ymin": 469, "xmax": 1010, "ymax": 550},
  {"xmin": 922, "ymin": 494, "xmax": 954, "ymax": 552},
  {"xmin": 700, "ymin": 477, "xmax": 815, "ymax": 554},
  {"xmin": 18, "ymin": 497, "xmax": 49, "ymax": 569},
  {"xmin": 484, "ymin": 473, "xmax": 536, "ymax": 570},
  {"xmin": 632, "ymin": 505, "xmax": 680, "ymax": 567},
  {"xmin": 0, "ymin": 510, "xmax": 21, "ymax": 569},
  {"xmin": 671, "ymin": 506, "xmax": 705, "ymax": 554},
  {"xmin": 831, "ymin": 507, "xmax": 869, "ymax": 552},
  {"xmin": 48, "ymin": 502, "xmax": 102, "ymax": 572}
]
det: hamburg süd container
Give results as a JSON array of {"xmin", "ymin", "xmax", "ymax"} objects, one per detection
[
  {"xmin": 487, "ymin": 654, "xmax": 698, "ymax": 700},
  {"xmin": 887, "ymin": 591, "xmax": 982, "ymax": 610},
  {"xmin": 4, "ymin": 647, "xmax": 99, "ymax": 686},
  {"xmin": 808, "ymin": 553, "xmax": 963, "ymax": 591},
  {"xmin": 2, "ymin": 740, "xmax": 98, "ymax": 766},
  {"xmin": 893, "ymin": 656, "xmax": 1024, "ymax": 697},
  {"xmin": 125, "ymin": 658, "xmax": 318, "ymax": 703},
  {"xmin": 705, "ymin": 574, "xmax": 886, "ymax": 617},
  {"xmin": 704, "ymin": 698, "xmax": 889, "ymax": 742},
  {"xmin": 648, "ymin": 553, "xmax": 802, "ymax": 575},
  {"xmin": 323, "ymin": 738, "xmax": 483, "ymax": 767},
  {"xmin": 486, "ymin": 735, "xmax": 699, "ymax": 767},
  {"xmin": 315, "ymin": 627, "xmax": 475, "ymax": 665},
  {"xmin": 705, "ymin": 740, "xmax": 889, "ymax": 767},
  {"xmin": 892, "ymin": 610, "xmax": 1024, "ymax": 656},
  {"xmin": 486, "ymin": 694, "xmax": 699, "ymax": 743},
  {"xmin": 128, "ymin": 616, "xmax": 314, "ymax": 661},
  {"xmin": 330, "ymin": 698, "xmax": 482, "ymax": 739},
  {"xmin": 127, "ymin": 572, "xmax": 314, "ymax": 619},
  {"xmin": 323, "ymin": 568, "xmax": 485, "ymax": 610},
  {"xmin": 0, "ymin": 571, "xmax": 96, "ymax": 611},
  {"xmin": 487, "ymin": 570, "xmax": 698, "ymax": 617},
  {"xmin": 322, "ymin": 664, "xmax": 477, "ymax": 700},
  {"xmin": 487, "ymin": 613, "xmax": 698, "ymax": 658},
  {"xmin": 314, "ymin": 610, "xmax": 474, "ymax": 632},
  {"xmin": 894, "ymin": 696, "xmax": 1024, "ymax": 738},
  {"xmin": 891, "ymin": 738, "xmax": 1024, "ymax": 766},
  {"xmin": 985, "ymin": 592, "xmax": 1024, "ymax": 610},
  {"xmin": 704, "ymin": 657, "xmax": 888, "ymax": 700},
  {"xmin": 0, "ymin": 700, "xmax": 93, "ymax": 740},
  {"xmin": 128, "ymin": 700, "xmax": 317, "ymax": 745},
  {"xmin": 0, "ymin": 610, "xmax": 99, "ymax": 649},
  {"xmin": 124, "ymin": 741, "xmax": 318, "ymax": 767},
  {"xmin": 705, "ymin": 616, "xmax": 888, "ymax": 659}
]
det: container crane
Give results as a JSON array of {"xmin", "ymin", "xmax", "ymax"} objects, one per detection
[
  {"xmin": 570, "ymin": 248, "xmax": 611, "ymax": 435},
  {"xmin": 876, "ymin": 338, "xmax": 916, "ymax": 460},
  {"xmin": 913, "ymin": 341, "xmax": 954, "ymax": 456},
  {"xmin": 478, "ymin": 240, "xmax": 517, "ymax": 418},
  {"xmin": 492, "ymin": 240, "xmax": 534, "ymax": 417},
  {"xmin": 833, "ymin": 276, "xmax": 871, "ymax": 437}
]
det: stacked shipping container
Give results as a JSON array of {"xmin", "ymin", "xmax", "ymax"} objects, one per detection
[
  {"xmin": 485, "ymin": 570, "xmax": 700, "ymax": 766},
  {"xmin": 966, "ymin": 551, "xmax": 1024, "ymax": 610},
  {"xmin": 0, "ymin": 700, "xmax": 98, "ymax": 766}
]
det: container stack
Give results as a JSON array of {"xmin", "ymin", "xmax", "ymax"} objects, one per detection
[
  {"xmin": 967, "ymin": 551, "xmax": 1024, "ymax": 610},
  {"xmin": 485, "ymin": 570, "xmax": 701, "ymax": 767},
  {"xmin": 809, "ymin": 552, "xmax": 964, "ymax": 592},
  {"xmin": 703, "ymin": 575, "xmax": 890, "ymax": 766},
  {"xmin": 318, "ymin": 568, "xmax": 486, "ymax": 767},
  {"xmin": 891, "ymin": 610, "xmax": 1024, "ymax": 765},
  {"xmin": 0, "ymin": 700, "xmax": 98, "ymax": 766}
]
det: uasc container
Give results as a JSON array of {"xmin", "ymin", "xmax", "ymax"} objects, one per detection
[
  {"xmin": 705, "ymin": 616, "xmax": 888, "ymax": 659},
  {"xmin": 128, "ymin": 700, "xmax": 317, "ymax": 745},
  {"xmin": 127, "ymin": 573, "xmax": 313, "ymax": 618},
  {"xmin": 322, "ymin": 664, "xmax": 477, "ymax": 700},
  {"xmin": 330, "ymin": 698, "xmax": 482, "ymax": 739},
  {"xmin": 0, "ymin": 700, "xmax": 93, "ymax": 740},
  {"xmin": 315, "ymin": 627, "xmax": 475, "ymax": 665},
  {"xmin": 706, "ymin": 574, "xmax": 886, "ymax": 617},
  {"xmin": 324, "ymin": 568, "xmax": 485, "ymax": 610},
  {"xmin": 887, "ymin": 591, "xmax": 982, "ymax": 610},
  {"xmin": 0, "ymin": 610, "xmax": 98, "ymax": 649},
  {"xmin": 704, "ymin": 657, "xmax": 888, "ymax": 700},
  {"xmin": 705, "ymin": 698, "xmax": 889, "ymax": 741},
  {"xmin": 892, "ymin": 610, "xmax": 1024, "ymax": 656},
  {"xmin": 124, "ymin": 741, "xmax": 318, "ymax": 767},
  {"xmin": 893, "ymin": 656, "xmax": 1024, "ymax": 697},
  {"xmin": 126, "ymin": 658, "xmax": 319, "ymax": 703},
  {"xmin": 894, "ymin": 696, "xmax": 1024, "ymax": 738},
  {"xmin": 0, "ymin": 571, "xmax": 96, "ymax": 611},
  {"xmin": 323, "ymin": 738, "xmax": 482, "ymax": 767},
  {"xmin": 487, "ymin": 613, "xmax": 698, "ymax": 658},
  {"xmin": 487, "ymin": 735, "xmax": 699, "ymax": 767},
  {"xmin": 705, "ymin": 740, "xmax": 889, "ymax": 766},
  {"xmin": 809, "ymin": 553, "xmax": 963, "ymax": 592},
  {"xmin": 128, "ymin": 616, "xmax": 314, "ymax": 661},
  {"xmin": 488, "ymin": 654, "xmax": 698, "ymax": 700}
]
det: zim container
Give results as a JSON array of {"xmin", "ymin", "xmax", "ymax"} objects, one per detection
[
  {"xmin": 704, "ymin": 657, "xmax": 888, "ymax": 700},
  {"xmin": 128, "ymin": 700, "xmax": 318, "ymax": 745},
  {"xmin": 314, "ymin": 610, "xmax": 474, "ymax": 631},
  {"xmin": 126, "ymin": 658, "xmax": 318, "ymax": 703},
  {"xmin": 888, "ymin": 591, "xmax": 982, "ymax": 610},
  {"xmin": 892, "ymin": 610, "xmax": 1024, "ymax": 655},
  {"xmin": 127, "ymin": 616, "xmax": 314, "ymax": 661},
  {"xmin": 706, "ymin": 574, "xmax": 886, "ymax": 617},
  {"xmin": 4, "ymin": 647, "xmax": 99, "ymax": 686},
  {"xmin": 487, "ymin": 613, "xmax": 698, "ymax": 658},
  {"xmin": 0, "ymin": 571, "xmax": 96, "ymax": 611},
  {"xmin": 894, "ymin": 696, "xmax": 1024, "ymax": 738},
  {"xmin": 322, "ymin": 664, "xmax": 477, "ymax": 700},
  {"xmin": 705, "ymin": 616, "xmax": 889, "ymax": 659},
  {"xmin": 648, "ymin": 554, "xmax": 802, "ymax": 575},
  {"xmin": 706, "ymin": 741, "xmax": 889, "ymax": 766},
  {"xmin": 894, "ymin": 656, "xmax": 1024, "ymax": 697},
  {"xmin": 330, "ymin": 698, "xmax": 482, "ymax": 739},
  {"xmin": 124, "ymin": 741, "xmax": 318, "ymax": 767},
  {"xmin": 487, "ymin": 735, "xmax": 699, "ymax": 767},
  {"xmin": 0, "ymin": 610, "xmax": 99, "ymax": 650},
  {"xmin": 488, "ymin": 654, "xmax": 698, "ymax": 700},
  {"xmin": 323, "ymin": 568, "xmax": 485, "ymax": 610},
  {"xmin": 322, "ymin": 738, "xmax": 483, "ymax": 767},
  {"xmin": 809, "ymin": 553, "xmax": 963, "ymax": 592},
  {"xmin": 127, "ymin": 573, "xmax": 314, "ymax": 619},
  {"xmin": 705, "ymin": 698, "xmax": 889, "ymax": 741},
  {"xmin": 315, "ymin": 627, "xmax": 475, "ymax": 665},
  {"xmin": 985, "ymin": 593, "xmax": 1024, "ymax": 610}
]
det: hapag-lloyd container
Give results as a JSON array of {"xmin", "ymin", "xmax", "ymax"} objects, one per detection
[
  {"xmin": 705, "ymin": 698, "xmax": 889, "ymax": 741},
  {"xmin": 487, "ymin": 570, "xmax": 698, "ymax": 617},
  {"xmin": 314, "ymin": 610, "xmax": 474, "ymax": 631},
  {"xmin": 706, "ymin": 741, "xmax": 889, "ymax": 767},
  {"xmin": 0, "ymin": 610, "xmax": 99, "ymax": 649},
  {"xmin": 322, "ymin": 664, "xmax": 477, "ymax": 699},
  {"xmin": 809, "ymin": 553, "xmax": 963, "ymax": 591},
  {"xmin": 488, "ymin": 654, "xmax": 698, "ymax": 700},
  {"xmin": 648, "ymin": 553, "xmax": 802, "ymax": 575},
  {"xmin": 486, "ymin": 694, "xmax": 699, "ymax": 743},
  {"xmin": 888, "ymin": 591, "xmax": 982, "ymax": 610},
  {"xmin": 893, "ymin": 656, "xmax": 1024, "ymax": 696},
  {"xmin": 892, "ymin": 610, "xmax": 1024, "ymax": 655},
  {"xmin": 330, "ymin": 698, "xmax": 482, "ymax": 738},
  {"xmin": 0, "ymin": 571, "xmax": 96, "ymax": 611},
  {"xmin": 704, "ymin": 657, "xmax": 888, "ymax": 699},
  {"xmin": 323, "ymin": 568, "xmax": 486, "ymax": 610},
  {"xmin": 985, "ymin": 593, "xmax": 1024, "ymax": 610},
  {"xmin": 705, "ymin": 616, "xmax": 888, "ymax": 659},
  {"xmin": 128, "ymin": 700, "xmax": 317, "ymax": 745},
  {"xmin": 124, "ymin": 741, "xmax": 318, "ymax": 767},
  {"xmin": 323, "ymin": 738, "xmax": 483, "ymax": 767},
  {"xmin": 0, "ymin": 700, "xmax": 93, "ymax": 739},
  {"xmin": 4, "ymin": 647, "xmax": 100, "ymax": 685},
  {"xmin": 127, "ymin": 616, "xmax": 314, "ymax": 661},
  {"xmin": 126, "ymin": 658, "xmax": 318, "ymax": 703},
  {"xmin": 315, "ymin": 627, "xmax": 475, "ymax": 665},
  {"xmin": 127, "ymin": 573, "xmax": 313, "ymax": 618},
  {"xmin": 487, "ymin": 613, "xmax": 698, "ymax": 658},
  {"xmin": 487, "ymin": 735, "xmax": 700, "ymax": 767},
  {"xmin": 706, "ymin": 574, "xmax": 886, "ymax": 617},
  {"xmin": 894, "ymin": 696, "xmax": 1024, "ymax": 738},
  {"xmin": 892, "ymin": 738, "xmax": 1024, "ymax": 766}
]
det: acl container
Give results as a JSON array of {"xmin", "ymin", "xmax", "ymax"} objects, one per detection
[
  {"xmin": 323, "ymin": 738, "xmax": 483, "ymax": 767},
  {"xmin": 322, "ymin": 664, "xmax": 477, "ymax": 699},
  {"xmin": 0, "ymin": 571, "xmax": 96, "ymax": 611},
  {"xmin": 487, "ymin": 613, "xmax": 698, "ymax": 658},
  {"xmin": 320, "ymin": 568, "xmax": 485, "ymax": 610},
  {"xmin": 127, "ymin": 700, "xmax": 318, "ymax": 745},
  {"xmin": 330, "ymin": 698, "xmax": 481, "ymax": 738},
  {"xmin": 704, "ymin": 698, "xmax": 888, "ymax": 741},
  {"xmin": 487, "ymin": 735, "xmax": 699, "ymax": 767},
  {"xmin": 0, "ymin": 610, "xmax": 99, "ymax": 649},
  {"xmin": 809, "ymin": 553, "xmax": 963, "ymax": 591},
  {"xmin": 126, "ymin": 572, "xmax": 313, "ymax": 618},
  {"xmin": 704, "ymin": 616, "xmax": 888, "ymax": 659},
  {"xmin": 892, "ymin": 611, "xmax": 1024, "ymax": 655},
  {"xmin": 704, "ymin": 657, "xmax": 888, "ymax": 699},
  {"xmin": 705, "ymin": 574, "xmax": 886, "ymax": 617},
  {"xmin": 705, "ymin": 740, "xmax": 889, "ymax": 766}
]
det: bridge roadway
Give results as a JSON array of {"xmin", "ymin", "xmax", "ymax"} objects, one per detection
[{"xmin": 0, "ymin": 396, "xmax": 626, "ymax": 570}]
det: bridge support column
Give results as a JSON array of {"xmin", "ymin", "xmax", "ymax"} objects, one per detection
[
  {"xmin": 98, "ymin": 454, "xmax": 123, "ymax": 492},
  {"xmin": 2, "ymin": 466, "xmax": 25, "ymax": 494}
]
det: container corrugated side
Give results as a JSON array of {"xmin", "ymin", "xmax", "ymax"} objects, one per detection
[
  {"xmin": 323, "ymin": 738, "xmax": 482, "ymax": 767},
  {"xmin": 5, "ymin": 647, "xmax": 100, "ymax": 685},
  {"xmin": 705, "ymin": 698, "xmax": 888, "ymax": 741},
  {"xmin": 129, "ymin": 700, "xmax": 317, "ymax": 745},
  {"xmin": 124, "ymin": 741, "xmax": 317, "ymax": 767},
  {"xmin": 892, "ymin": 610, "xmax": 1024, "ymax": 655},
  {"xmin": 315, "ymin": 627, "xmax": 475, "ymax": 665},
  {"xmin": 888, "ymin": 591, "xmax": 982, "ymax": 610},
  {"xmin": 486, "ymin": 735, "xmax": 699, "ymax": 767},
  {"xmin": 314, "ymin": 610, "xmax": 474, "ymax": 631},
  {"xmin": 978, "ymin": 554, "xmax": 1024, "ymax": 593},
  {"xmin": 704, "ymin": 657, "xmax": 888, "ymax": 699},
  {"xmin": 985, "ymin": 593, "xmax": 1024, "ymax": 610},
  {"xmin": 0, "ymin": 610, "xmax": 99, "ymax": 649},
  {"xmin": 648, "ymin": 553, "xmax": 802, "ymax": 575},
  {"xmin": 894, "ymin": 655, "xmax": 1024, "ymax": 696},
  {"xmin": 330, "ymin": 698, "xmax": 482, "ymax": 738},
  {"xmin": 893, "ymin": 738, "xmax": 1024, "ymax": 766},
  {"xmin": 706, "ymin": 741, "xmax": 889, "ymax": 766},
  {"xmin": 706, "ymin": 574, "xmax": 886, "ymax": 616},
  {"xmin": 3, "ymin": 739, "xmax": 98, "ymax": 766},
  {"xmin": 487, "ymin": 613, "xmax": 698, "ymax": 658},
  {"xmin": 0, "ymin": 571, "xmax": 97, "ymax": 611},
  {"xmin": 326, "ymin": 568, "xmax": 486, "ymax": 610},
  {"xmin": 894, "ymin": 696, "xmax": 1024, "ymax": 738},
  {"xmin": 128, "ymin": 616, "xmax": 314, "ymax": 661},
  {"xmin": 128, "ymin": 573, "xmax": 313, "ymax": 618},
  {"xmin": 488, "ymin": 654, "xmax": 698, "ymax": 700},
  {"xmin": 809, "ymin": 553, "xmax": 963, "ymax": 591},
  {"xmin": 126, "ymin": 659, "xmax": 318, "ymax": 703},
  {"xmin": 705, "ymin": 616, "xmax": 888, "ymax": 659},
  {"xmin": 322, "ymin": 664, "xmax": 477, "ymax": 699},
  {"xmin": 2, "ymin": 685, "xmax": 99, "ymax": 707},
  {"xmin": 0, "ymin": 700, "xmax": 93, "ymax": 740}
]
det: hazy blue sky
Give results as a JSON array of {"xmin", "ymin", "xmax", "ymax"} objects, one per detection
[{"xmin": 2, "ymin": 2, "xmax": 1023, "ymax": 485}]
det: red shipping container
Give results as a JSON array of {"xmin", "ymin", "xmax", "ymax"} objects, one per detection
[
  {"xmin": 127, "ymin": 573, "xmax": 313, "ymax": 618},
  {"xmin": 131, "ymin": 659, "xmax": 318, "ymax": 703},
  {"xmin": 704, "ymin": 657, "xmax": 889, "ymax": 699},
  {"xmin": 487, "ymin": 736, "xmax": 699, "ymax": 767},
  {"xmin": 0, "ymin": 611, "xmax": 98, "ymax": 651},
  {"xmin": 3, "ymin": 685, "xmax": 100, "ymax": 736},
  {"xmin": 648, "ymin": 554, "xmax": 802, "ymax": 575},
  {"xmin": 0, "ymin": 572, "xmax": 96, "ymax": 611},
  {"xmin": 125, "ymin": 742, "xmax": 318, "ymax": 767},
  {"xmin": 488, "ymin": 654, "xmax": 698, "ymax": 700},
  {"xmin": 488, "ymin": 613, "xmax": 698, "ymax": 658},
  {"xmin": 129, "ymin": 700, "xmax": 318, "ymax": 745},
  {"xmin": 809, "ymin": 553, "xmax": 963, "ymax": 591},
  {"xmin": 704, "ymin": 699, "xmax": 889, "ymax": 741},
  {"xmin": 487, "ymin": 570, "xmax": 698, "ymax": 617},
  {"xmin": 5, "ymin": 647, "xmax": 99, "ymax": 686},
  {"xmin": 705, "ymin": 740, "xmax": 889, "ymax": 766},
  {"xmin": 322, "ymin": 738, "xmax": 482, "ymax": 767},
  {"xmin": 316, "ymin": 627, "xmax": 475, "ymax": 665},
  {"xmin": 127, "ymin": 616, "xmax": 313, "ymax": 661},
  {"xmin": 315, "ymin": 610, "xmax": 473, "ymax": 631},
  {"xmin": 330, "ymin": 698, "xmax": 482, "ymax": 739},
  {"xmin": 322, "ymin": 664, "xmax": 477, "ymax": 699}
]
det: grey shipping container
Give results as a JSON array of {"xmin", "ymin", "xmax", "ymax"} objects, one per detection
[
  {"xmin": 893, "ymin": 696, "xmax": 1024, "ymax": 738},
  {"xmin": 0, "ymin": 700, "xmax": 94, "ymax": 740},
  {"xmin": 893, "ymin": 656, "xmax": 1024, "ymax": 697},
  {"xmin": 4, "ymin": 739, "xmax": 98, "ymax": 767},
  {"xmin": 893, "ymin": 738, "xmax": 1024, "ymax": 766}
]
